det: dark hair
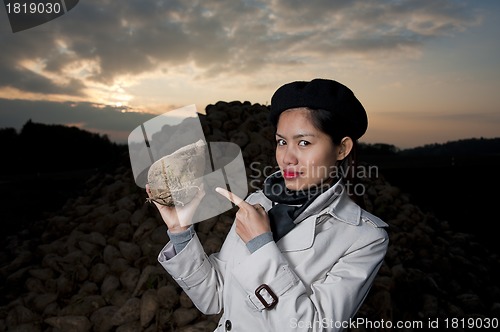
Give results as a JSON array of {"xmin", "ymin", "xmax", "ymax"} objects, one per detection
[
  {"xmin": 305, "ymin": 108, "xmax": 346, "ymax": 145},
  {"xmin": 308, "ymin": 108, "xmax": 365, "ymax": 207}
]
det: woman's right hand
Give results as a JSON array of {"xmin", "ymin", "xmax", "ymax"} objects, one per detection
[{"xmin": 146, "ymin": 183, "xmax": 206, "ymax": 233}]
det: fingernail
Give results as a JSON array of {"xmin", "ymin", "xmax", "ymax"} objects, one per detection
[{"xmin": 215, "ymin": 187, "xmax": 222, "ymax": 193}]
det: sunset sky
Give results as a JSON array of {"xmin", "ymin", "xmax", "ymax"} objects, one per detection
[{"xmin": 1, "ymin": 0, "xmax": 499, "ymax": 149}]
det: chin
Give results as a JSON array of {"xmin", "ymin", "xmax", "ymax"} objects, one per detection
[{"xmin": 285, "ymin": 177, "xmax": 331, "ymax": 191}]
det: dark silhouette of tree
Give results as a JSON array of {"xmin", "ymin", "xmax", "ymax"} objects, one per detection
[
  {"xmin": 399, "ymin": 137, "xmax": 500, "ymax": 156},
  {"xmin": 358, "ymin": 142, "xmax": 400, "ymax": 156},
  {"xmin": 1, "ymin": 120, "xmax": 125, "ymax": 174}
]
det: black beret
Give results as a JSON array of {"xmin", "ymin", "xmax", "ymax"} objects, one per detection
[{"xmin": 270, "ymin": 78, "xmax": 368, "ymax": 140}]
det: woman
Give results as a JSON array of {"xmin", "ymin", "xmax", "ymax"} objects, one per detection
[{"xmin": 150, "ymin": 78, "xmax": 389, "ymax": 331}]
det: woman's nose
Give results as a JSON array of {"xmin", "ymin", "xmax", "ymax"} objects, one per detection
[{"xmin": 282, "ymin": 146, "xmax": 298, "ymax": 165}]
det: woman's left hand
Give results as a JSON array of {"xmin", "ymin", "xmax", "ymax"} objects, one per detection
[{"xmin": 215, "ymin": 187, "xmax": 271, "ymax": 244}]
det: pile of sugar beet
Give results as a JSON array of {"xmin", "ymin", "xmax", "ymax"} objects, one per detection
[{"xmin": 1, "ymin": 101, "xmax": 499, "ymax": 332}]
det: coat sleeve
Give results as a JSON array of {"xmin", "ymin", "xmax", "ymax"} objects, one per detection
[
  {"xmin": 157, "ymin": 222, "xmax": 240, "ymax": 315},
  {"xmin": 156, "ymin": 191, "xmax": 264, "ymax": 315},
  {"xmin": 230, "ymin": 227, "xmax": 389, "ymax": 331}
]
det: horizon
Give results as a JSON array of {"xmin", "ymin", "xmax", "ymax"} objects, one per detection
[
  {"xmin": 4, "ymin": 116, "xmax": 499, "ymax": 151},
  {"xmin": 1, "ymin": 1, "xmax": 500, "ymax": 149}
]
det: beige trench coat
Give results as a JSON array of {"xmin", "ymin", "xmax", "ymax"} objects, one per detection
[{"xmin": 158, "ymin": 181, "xmax": 389, "ymax": 331}]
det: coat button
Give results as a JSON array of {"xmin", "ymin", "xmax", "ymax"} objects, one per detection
[{"xmin": 225, "ymin": 319, "xmax": 232, "ymax": 331}]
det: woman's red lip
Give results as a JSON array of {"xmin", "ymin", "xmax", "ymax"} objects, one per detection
[{"xmin": 283, "ymin": 171, "xmax": 300, "ymax": 179}]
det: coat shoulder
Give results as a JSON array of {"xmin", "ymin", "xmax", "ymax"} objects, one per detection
[{"xmin": 360, "ymin": 209, "xmax": 389, "ymax": 228}]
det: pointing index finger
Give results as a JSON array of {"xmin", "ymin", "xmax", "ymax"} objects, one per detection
[{"xmin": 215, "ymin": 187, "xmax": 248, "ymax": 208}]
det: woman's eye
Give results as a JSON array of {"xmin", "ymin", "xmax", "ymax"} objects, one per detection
[
  {"xmin": 276, "ymin": 139, "xmax": 286, "ymax": 146},
  {"xmin": 298, "ymin": 140, "xmax": 310, "ymax": 146}
]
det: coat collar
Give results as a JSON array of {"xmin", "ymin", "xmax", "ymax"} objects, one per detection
[{"xmin": 276, "ymin": 180, "xmax": 362, "ymax": 252}]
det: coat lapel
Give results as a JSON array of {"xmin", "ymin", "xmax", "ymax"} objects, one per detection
[
  {"xmin": 275, "ymin": 180, "xmax": 362, "ymax": 252},
  {"xmin": 276, "ymin": 214, "xmax": 316, "ymax": 252},
  {"xmin": 246, "ymin": 179, "xmax": 361, "ymax": 253}
]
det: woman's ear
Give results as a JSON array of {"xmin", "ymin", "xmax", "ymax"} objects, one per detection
[{"xmin": 337, "ymin": 137, "xmax": 353, "ymax": 161}]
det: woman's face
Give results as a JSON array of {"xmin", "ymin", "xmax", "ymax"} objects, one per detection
[{"xmin": 275, "ymin": 108, "xmax": 342, "ymax": 191}]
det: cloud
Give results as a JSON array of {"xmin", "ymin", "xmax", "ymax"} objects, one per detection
[
  {"xmin": 377, "ymin": 110, "xmax": 500, "ymax": 123},
  {"xmin": 0, "ymin": 65, "xmax": 86, "ymax": 96},
  {"xmin": 0, "ymin": 0, "xmax": 482, "ymax": 97},
  {"xmin": 0, "ymin": 98, "xmax": 158, "ymax": 142}
]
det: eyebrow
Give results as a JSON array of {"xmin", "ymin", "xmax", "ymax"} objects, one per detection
[{"xmin": 275, "ymin": 132, "xmax": 316, "ymax": 139}]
